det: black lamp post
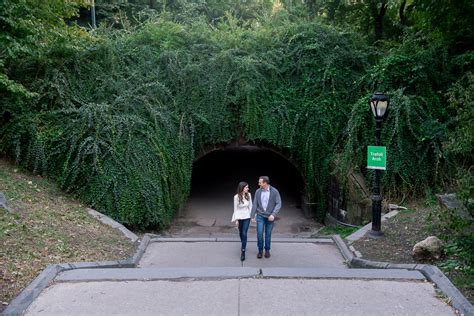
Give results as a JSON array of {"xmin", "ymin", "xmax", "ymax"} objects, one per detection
[
  {"xmin": 369, "ymin": 92, "xmax": 389, "ymax": 238},
  {"xmin": 91, "ymin": 0, "xmax": 97, "ymax": 29}
]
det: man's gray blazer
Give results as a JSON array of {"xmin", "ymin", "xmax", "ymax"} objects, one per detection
[{"xmin": 251, "ymin": 186, "xmax": 282, "ymax": 218}]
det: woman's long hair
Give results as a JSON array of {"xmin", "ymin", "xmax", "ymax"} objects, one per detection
[{"xmin": 236, "ymin": 182, "xmax": 250, "ymax": 205}]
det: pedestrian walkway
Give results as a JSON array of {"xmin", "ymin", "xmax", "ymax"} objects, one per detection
[
  {"xmin": 25, "ymin": 278, "xmax": 453, "ymax": 315},
  {"xmin": 139, "ymin": 240, "xmax": 345, "ymax": 268},
  {"xmin": 21, "ymin": 237, "xmax": 457, "ymax": 315}
]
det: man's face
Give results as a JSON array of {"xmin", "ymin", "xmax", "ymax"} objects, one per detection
[{"xmin": 258, "ymin": 179, "xmax": 266, "ymax": 189}]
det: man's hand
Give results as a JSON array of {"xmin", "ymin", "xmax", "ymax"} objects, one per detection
[
  {"xmin": 268, "ymin": 215, "xmax": 275, "ymax": 222},
  {"xmin": 251, "ymin": 217, "xmax": 256, "ymax": 223}
]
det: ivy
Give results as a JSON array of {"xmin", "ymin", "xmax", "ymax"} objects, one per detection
[{"xmin": 1, "ymin": 5, "xmax": 471, "ymax": 229}]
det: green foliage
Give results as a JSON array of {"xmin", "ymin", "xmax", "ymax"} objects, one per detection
[
  {"xmin": 1, "ymin": 1, "xmax": 473, "ymax": 229},
  {"xmin": 441, "ymin": 240, "xmax": 474, "ymax": 270},
  {"xmin": 410, "ymin": 0, "xmax": 474, "ymax": 52},
  {"xmin": 79, "ymin": 0, "xmax": 275, "ymax": 28},
  {"xmin": 444, "ymin": 72, "xmax": 474, "ymax": 162},
  {"xmin": 1, "ymin": 10, "xmax": 369, "ymax": 227},
  {"xmin": 338, "ymin": 32, "xmax": 457, "ymax": 198}
]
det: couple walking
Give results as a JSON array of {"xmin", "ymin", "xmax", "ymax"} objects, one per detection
[{"xmin": 231, "ymin": 176, "xmax": 282, "ymax": 261}]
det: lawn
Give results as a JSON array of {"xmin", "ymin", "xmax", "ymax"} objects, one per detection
[{"xmin": 0, "ymin": 159, "xmax": 135, "ymax": 312}]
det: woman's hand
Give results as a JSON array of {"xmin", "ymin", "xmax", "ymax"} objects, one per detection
[{"xmin": 235, "ymin": 220, "xmax": 239, "ymax": 226}]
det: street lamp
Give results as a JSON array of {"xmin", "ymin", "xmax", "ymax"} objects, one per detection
[
  {"xmin": 368, "ymin": 92, "xmax": 389, "ymax": 237},
  {"xmin": 91, "ymin": 0, "xmax": 97, "ymax": 29}
]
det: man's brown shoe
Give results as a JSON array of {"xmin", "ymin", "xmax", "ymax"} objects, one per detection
[
  {"xmin": 264, "ymin": 251, "xmax": 271, "ymax": 258},
  {"xmin": 257, "ymin": 252, "xmax": 263, "ymax": 259}
]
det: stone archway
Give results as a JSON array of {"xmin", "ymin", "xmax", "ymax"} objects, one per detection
[{"xmin": 169, "ymin": 142, "xmax": 317, "ymax": 237}]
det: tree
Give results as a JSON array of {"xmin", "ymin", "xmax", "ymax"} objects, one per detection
[
  {"xmin": 368, "ymin": 0, "xmax": 387, "ymax": 40},
  {"xmin": 0, "ymin": 0, "xmax": 89, "ymax": 111}
]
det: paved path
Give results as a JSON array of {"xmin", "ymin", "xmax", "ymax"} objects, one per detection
[
  {"xmin": 21, "ymin": 238, "xmax": 457, "ymax": 315},
  {"xmin": 169, "ymin": 195, "xmax": 320, "ymax": 237},
  {"xmin": 139, "ymin": 241, "xmax": 346, "ymax": 268},
  {"xmin": 26, "ymin": 278, "xmax": 453, "ymax": 315}
]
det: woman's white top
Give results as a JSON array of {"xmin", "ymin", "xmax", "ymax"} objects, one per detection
[{"xmin": 231, "ymin": 193, "xmax": 252, "ymax": 222}]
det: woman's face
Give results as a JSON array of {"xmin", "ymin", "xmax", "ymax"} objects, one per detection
[{"xmin": 243, "ymin": 185, "xmax": 249, "ymax": 193}]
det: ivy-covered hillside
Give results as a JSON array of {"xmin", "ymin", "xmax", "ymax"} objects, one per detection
[{"xmin": 1, "ymin": 0, "xmax": 472, "ymax": 231}]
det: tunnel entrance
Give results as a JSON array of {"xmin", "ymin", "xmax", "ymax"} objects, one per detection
[{"xmin": 169, "ymin": 145, "xmax": 318, "ymax": 236}]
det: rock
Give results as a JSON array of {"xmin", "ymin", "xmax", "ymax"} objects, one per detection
[
  {"xmin": 436, "ymin": 193, "xmax": 471, "ymax": 220},
  {"xmin": 437, "ymin": 193, "xmax": 462, "ymax": 210},
  {"xmin": 388, "ymin": 204, "xmax": 407, "ymax": 211},
  {"xmin": 413, "ymin": 236, "xmax": 443, "ymax": 261},
  {"xmin": 0, "ymin": 191, "xmax": 14, "ymax": 213}
]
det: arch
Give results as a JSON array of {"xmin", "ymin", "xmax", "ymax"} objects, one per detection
[
  {"xmin": 170, "ymin": 141, "xmax": 315, "ymax": 236},
  {"xmin": 194, "ymin": 139, "xmax": 306, "ymax": 186}
]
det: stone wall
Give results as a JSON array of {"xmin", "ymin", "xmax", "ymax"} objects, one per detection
[{"xmin": 328, "ymin": 172, "xmax": 371, "ymax": 225}]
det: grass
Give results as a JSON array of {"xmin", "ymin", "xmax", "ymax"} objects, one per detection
[
  {"xmin": 318, "ymin": 225, "xmax": 361, "ymax": 238},
  {"xmin": 0, "ymin": 159, "xmax": 135, "ymax": 311}
]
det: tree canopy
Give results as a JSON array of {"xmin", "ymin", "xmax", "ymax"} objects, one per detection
[{"xmin": 1, "ymin": 0, "xmax": 472, "ymax": 229}]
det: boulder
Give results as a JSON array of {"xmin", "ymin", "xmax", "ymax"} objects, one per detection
[
  {"xmin": 412, "ymin": 236, "xmax": 444, "ymax": 261},
  {"xmin": 437, "ymin": 193, "xmax": 472, "ymax": 221},
  {"xmin": 0, "ymin": 191, "xmax": 14, "ymax": 213}
]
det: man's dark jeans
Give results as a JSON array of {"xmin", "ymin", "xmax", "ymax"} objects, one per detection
[
  {"xmin": 256, "ymin": 214, "xmax": 274, "ymax": 252},
  {"xmin": 238, "ymin": 218, "xmax": 251, "ymax": 250}
]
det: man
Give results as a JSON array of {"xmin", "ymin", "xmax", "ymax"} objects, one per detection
[{"xmin": 251, "ymin": 176, "xmax": 282, "ymax": 259}]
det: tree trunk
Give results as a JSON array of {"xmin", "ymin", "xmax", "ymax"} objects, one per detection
[
  {"xmin": 149, "ymin": 0, "xmax": 158, "ymax": 10},
  {"xmin": 328, "ymin": 0, "xmax": 341, "ymax": 21},
  {"xmin": 399, "ymin": 0, "xmax": 407, "ymax": 25},
  {"xmin": 306, "ymin": 0, "xmax": 318, "ymax": 19},
  {"xmin": 370, "ymin": 0, "xmax": 387, "ymax": 41}
]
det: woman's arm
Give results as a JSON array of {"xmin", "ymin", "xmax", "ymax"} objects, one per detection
[{"xmin": 231, "ymin": 195, "xmax": 238, "ymax": 222}]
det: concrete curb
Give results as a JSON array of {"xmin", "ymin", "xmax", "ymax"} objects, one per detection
[
  {"xmin": 261, "ymin": 267, "xmax": 425, "ymax": 280},
  {"xmin": 130, "ymin": 234, "xmax": 152, "ymax": 265},
  {"xmin": 345, "ymin": 210, "xmax": 399, "ymax": 243},
  {"xmin": 53, "ymin": 267, "xmax": 425, "ymax": 282},
  {"xmin": 417, "ymin": 264, "xmax": 474, "ymax": 316},
  {"xmin": 331, "ymin": 235, "xmax": 354, "ymax": 263},
  {"xmin": 87, "ymin": 208, "xmax": 139, "ymax": 243},
  {"xmin": 150, "ymin": 237, "xmax": 334, "ymax": 244},
  {"xmin": 3, "ymin": 234, "xmax": 153, "ymax": 316},
  {"xmin": 150, "ymin": 237, "xmax": 218, "ymax": 242},
  {"xmin": 56, "ymin": 267, "xmax": 261, "ymax": 282},
  {"xmin": 3, "ymin": 265, "xmax": 61, "ymax": 316},
  {"xmin": 332, "ymin": 234, "xmax": 474, "ymax": 316}
]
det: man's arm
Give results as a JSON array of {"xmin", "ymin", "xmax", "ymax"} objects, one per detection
[
  {"xmin": 271, "ymin": 189, "xmax": 282, "ymax": 216},
  {"xmin": 248, "ymin": 193, "xmax": 253, "ymax": 214}
]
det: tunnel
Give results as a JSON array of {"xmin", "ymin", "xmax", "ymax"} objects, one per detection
[{"xmin": 171, "ymin": 145, "xmax": 313, "ymax": 236}]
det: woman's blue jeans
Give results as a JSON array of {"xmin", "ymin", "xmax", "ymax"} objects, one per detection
[
  {"xmin": 256, "ymin": 214, "xmax": 274, "ymax": 252},
  {"xmin": 238, "ymin": 218, "xmax": 250, "ymax": 251}
]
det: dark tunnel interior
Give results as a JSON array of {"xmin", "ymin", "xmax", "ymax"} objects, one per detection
[{"xmin": 190, "ymin": 147, "xmax": 306, "ymax": 209}]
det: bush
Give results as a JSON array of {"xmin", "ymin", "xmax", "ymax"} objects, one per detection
[
  {"xmin": 1, "ymin": 4, "xmax": 472, "ymax": 229},
  {"xmin": 2, "ymin": 15, "xmax": 370, "ymax": 227}
]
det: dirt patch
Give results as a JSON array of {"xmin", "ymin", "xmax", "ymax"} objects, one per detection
[
  {"xmin": 351, "ymin": 202, "xmax": 473, "ymax": 303},
  {"xmin": 0, "ymin": 159, "xmax": 135, "ymax": 312}
]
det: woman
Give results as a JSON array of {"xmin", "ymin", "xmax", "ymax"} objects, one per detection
[{"xmin": 231, "ymin": 181, "xmax": 252, "ymax": 261}]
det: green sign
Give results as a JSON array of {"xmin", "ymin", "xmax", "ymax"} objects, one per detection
[{"xmin": 367, "ymin": 146, "xmax": 387, "ymax": 170}]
